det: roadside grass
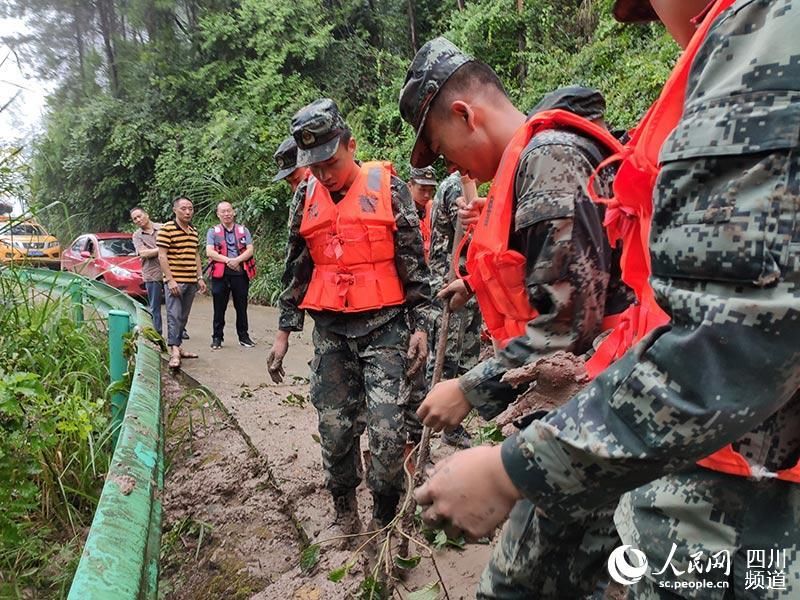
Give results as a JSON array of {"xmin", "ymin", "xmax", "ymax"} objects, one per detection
[{"xmin": 0, "ymin": 267, "xmax": 117, "ymax": 598}]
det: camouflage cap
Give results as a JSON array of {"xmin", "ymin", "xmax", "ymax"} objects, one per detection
[
  {"xmin": 291, "ymin": 98, "xmax": 348, "ymax": 167},
  {"xmin": 409, "ymin": 166, "xmax": 437, "ymax": 186},
  {"xmin": 272, "ymin": 136, "xmax": 299, "ymax": 182},
  {"xmin": 530, "ymin": 86, "xmax": 607, "ymax": 121},
  {"xmin": 399, "ymin": 36, "xmax": 474, "ymax": 168},
  {"xmin": 612, "ymin": 0, "xmax": 658, "ymax": 23}
]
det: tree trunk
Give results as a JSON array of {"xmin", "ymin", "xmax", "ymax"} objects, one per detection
[
  {"xmin": 72, "ymin": 1, "xmax": 86, "ymax": 92},
  {"xmin": 457, "ymin": 0, "xmax": 465, "ymax": 10},
  {"xmin": 96, "ymin": 0, "xmax": 120, "ymax": 96},
  {"xmin": 517, "ymin": 0, "xmax": 526, "ymax": 88},
  {"xmin": 185, "ymin": 0, "xmax": 199, "ymax": 32},
  {"xmin": 407, "ymin": 0, "xmax": 418, "ymax": 52}
]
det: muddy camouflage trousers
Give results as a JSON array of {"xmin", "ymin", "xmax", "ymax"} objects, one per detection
[
  {"xmin": 309, "ymin": 315, "xmax": 410, "ymax": 497},
  {"xmin": 477, "ymin": 499, "xmax": 619, "ymax": 599}
]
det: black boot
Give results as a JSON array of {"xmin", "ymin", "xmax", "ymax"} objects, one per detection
[{"xmin": 371, "ymin": 492, "xmax": 401, "ymax": 528}]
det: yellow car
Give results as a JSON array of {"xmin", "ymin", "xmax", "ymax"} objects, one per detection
[{"xmin": 0, "ymin": 217, "xmax": 61, "ymax": 268}]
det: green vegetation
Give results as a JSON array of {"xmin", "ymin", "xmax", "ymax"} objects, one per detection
[
  {"xmin": 0, "ymin": 269, "xmax": 115, "ymax": 597},
  {"xmin": 3, "ymin": 0, "xmax": 679, "ymax": 303}
]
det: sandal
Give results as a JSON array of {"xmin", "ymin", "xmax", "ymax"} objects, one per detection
[
  {"xmin": 168, "ymin": 355, "xmax": 181, "ymax": 369},
  {"xmin": 179, "ymin": 350, "xmax": 199, "ymax": 359}
]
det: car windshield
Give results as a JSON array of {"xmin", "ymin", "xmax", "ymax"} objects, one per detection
[
  {"xmin": 98, "ymin": 238, "xmax": 136, "ymax": 257},
  {"xmin": 0, "ymin": 222, "xmax": 47, "ymax": 236}
]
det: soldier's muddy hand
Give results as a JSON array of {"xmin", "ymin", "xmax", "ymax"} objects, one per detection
[
  {"xmin": 437, "ymin": 279, "xmax": 471, "ymax": 311},
  {"xmin": 267, "ymin": 331, "xmax": 289, "ymax": 383},
  {"xmin": 415, "ymin": 445, "xmax": 521, "ymax": 539},
  {"xmin": 417, "ymin": 378, "xmax": 471, "ymax": 431},
  {"xmin": 407, "ymin": 329, "xmax": 429, "ymax": 377}
]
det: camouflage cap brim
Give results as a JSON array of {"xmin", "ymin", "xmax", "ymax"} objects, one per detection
[
  {"xmin": 400, "ymin": 37, "xmax": 474, "ymax": 168},
  {"xmin": 272, "ymin": 166, "xmax": 297, "ymax": 182},
  {"xmin": 410, "ymin": 176, "xmax": 437, "ymax": 186},
  {"xmin": 410, "ymin": 109, "xmax": 438, "ymax": 169},
  {"xmin": 612, "ymin": 0, "xmax": 658, "ymax": 23},
  {"xmin": 296, "ymin": 136, "xmax": 341, "ymax": 168},
  {"xmin": 530, "ymin": 86, "xmax": 606, "ymax": 121}
]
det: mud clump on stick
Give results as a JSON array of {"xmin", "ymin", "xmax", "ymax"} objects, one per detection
[{"xmin": 496, "ymin": 351, "xmax": 589, "ymax": 436}]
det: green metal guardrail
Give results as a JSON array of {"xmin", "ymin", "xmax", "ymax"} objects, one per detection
[{"xmin": 18, "ymin": 268, "xmax": 163, "ymax": 600}]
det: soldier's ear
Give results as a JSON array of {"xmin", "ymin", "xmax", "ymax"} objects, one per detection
[
  {"xmin": 450, "ymin": 100, "xmax": 477, "ymax": 132},
  {"xmin": 347, "ymin": 136, "xmax": 357, "ymax": 155}
]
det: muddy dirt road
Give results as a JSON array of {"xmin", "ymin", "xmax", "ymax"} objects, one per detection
[{"xmin": 163, "ymin": 296, "xmax": 492, "ymax": 599}]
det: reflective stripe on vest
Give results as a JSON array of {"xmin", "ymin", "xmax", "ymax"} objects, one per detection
[
  {"xmin": 211, "ymin": 224, "xmax": 256, "ymax": 279},
  {"xmin": 584, "ymin": 0, "xmax": 798, "ymax": 483},
  {"xmin": 464, "ymin": 109, "xmax": 625, "ymax": 347},
  {"xmin": 298, "ymin": 161, "xmax": 405, "ymax": 313}
]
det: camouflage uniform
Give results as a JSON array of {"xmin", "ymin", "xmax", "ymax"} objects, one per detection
[
  {"xmin": 405, "ymin": 166, "xmax": 438, "ymax": 443},
  {"xmin": 459, "ymin": 98, "xmax": 632, "ymax": 420},
  {"xmin": 500, "ymin": 2, "xmax": 800, "ymax": 597},
  {"xmin": 426, "ymin": 172, "xmax": 482, "ymax": 382},
  {"xmin": 278, "ymin": 102, "xmax": 431, "ymax": 501},
  {"xmin": 400, "ymin": 39, "xmax": 635, "ymax": 598},
  {"xmin": 470, "ymin": 107, "xmax": 631, "ymax": 600},
  {"xmin": 406, "ymin": 171, "xmax": 484, "ymax": 442}
]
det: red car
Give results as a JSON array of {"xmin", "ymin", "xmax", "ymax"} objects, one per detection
[{"xmin": 61, "ymin": 233, "xmax": 146, "ymax": 298}]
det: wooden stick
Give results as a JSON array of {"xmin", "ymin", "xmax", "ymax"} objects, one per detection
[
  {"xmin": 413, "ymin": 176, "xmax": 477, "ymax": 481},
  {"xmin": 396, "ymin": 176, "xmax": 477, "ymax": 566}
]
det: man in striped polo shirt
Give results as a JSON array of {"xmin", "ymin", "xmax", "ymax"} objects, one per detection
[{"xmin": 157, "ymin": 196, "xmax": 207, "ymax": 368}]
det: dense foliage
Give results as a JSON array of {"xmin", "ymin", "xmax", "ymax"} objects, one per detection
[
  {"xmin": 3, "ymin": 0, "xmax": 678, "ymax": 302},
  {"xmin": 0, "ymin": 270, "xmax": 114, "ymax": 596}
]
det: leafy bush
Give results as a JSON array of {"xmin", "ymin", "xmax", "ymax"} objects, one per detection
[
  {"xmin": 0, "ymin": 269, "xmax": 114, "ymax": 597},
  {"xmin": 18, "ymin": 0, "xmax": 677, "ymax": 302}
]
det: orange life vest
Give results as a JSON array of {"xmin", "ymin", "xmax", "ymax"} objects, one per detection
[
  {"xmin": 585, "ymin": 0, "xmax": 799, "ymax": 483},
  {"xmin": 210, "ymin": 224, "xmax": 256, "ymax": 279},
  {"xmin": 298, "ymin": 161, "xmax": 406, "ymax": 313},
  {"xmin": 420, "ymin": 201, "xmax": 432, "ymax": 262},
  {"xmin": 463, "ymin": 109, "xmax": 625, "ymax": 347}
]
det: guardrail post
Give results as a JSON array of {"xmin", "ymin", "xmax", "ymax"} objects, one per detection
[
  {"xmin": 108, "ymin": 309, "xmax": 131, "ymax": 445},
  {"xmin": 69, "ymin": 280, "xmax": 84, "ymax": 324}
]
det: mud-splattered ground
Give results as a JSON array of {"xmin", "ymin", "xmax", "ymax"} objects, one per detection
[
  {"xmin": 160, "ymin": 374, "xmax": 304, "ymax": 599},
  {"xmin": 161, "ymin": 297, "xmax": 493, "ymax": 599},
  {"xmin": 162, "ymin": 298, "xmax": 632, "ymax": 599}
]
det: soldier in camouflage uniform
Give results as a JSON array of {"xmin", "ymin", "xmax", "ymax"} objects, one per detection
[
  {"xmin": 403, "ymin": 166, "xmax": 478, "ymax": 448},
  {"xmin": 405, "ymin": 165, "xmax": 437, "ymax": 446},
  {"xmin": 272, "ymin": 136, "xmax": 308, "ymax": 192},
  {"xmin": 413, "ymin": 1, "xmax": 800, "ymax": 598},
  {"xmin": 266, "ymin": 99, "xmax": 431, "ymax": 544},
  {"xmin": 426, "ymin": 170, "xmax": 482, "ymax": 448},
  {"xmin": 399, "ymin": 39, "xmax": 633, "ymax": 597}
]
